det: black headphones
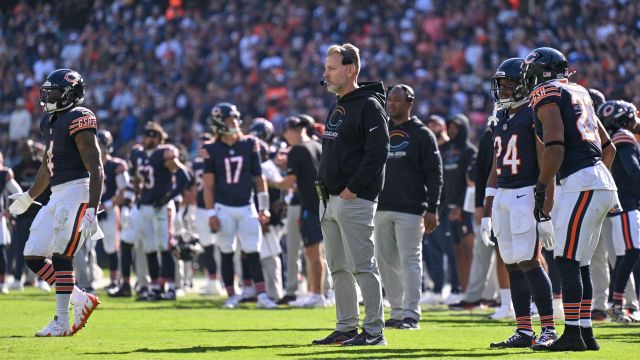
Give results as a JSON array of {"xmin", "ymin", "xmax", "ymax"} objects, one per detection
[
  {"xmin": 387, "ymin": 84, "xmax": 415, "ymax": 102},
  {"xmin": 339, "ymin": 47, "xmax": 355, "ymax": 65}
]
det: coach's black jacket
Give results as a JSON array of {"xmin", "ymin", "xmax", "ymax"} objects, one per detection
[
  {"xmin": 378, "ymin": 116, "xmax": 443, "ymax": 215},
  {"xmin": 318, "ymin": 82, "xmax": 390, "ymax": 201}
]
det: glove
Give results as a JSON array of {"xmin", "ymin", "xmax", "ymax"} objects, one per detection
[
  {"xmin": 537, "ymin": 219, "xmax": 555, "ymax": 250},
  {"xmin": 8, "ymin": 192, "xmax": 40, "ymax": 216},
  {"xmin": 80, "ymin": 207, "xmax": 98, "ymax": 239},
  {"xmin": 533, "ymin": 182, "xmax": 550, "ymax": 222},
  {"xmin": 480, "ymin": 217, "xmax": 495, "ymax": 247}
]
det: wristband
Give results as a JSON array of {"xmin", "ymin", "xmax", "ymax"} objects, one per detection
[
  {"xmin": 207, "ymin": 208, "xmax": 218, "ymax": 217},
  {"xmin": 257, "ymin": 192, "xmax": 270, "ymax": 211},
  {"xmin": 484, "ymin": 187, "xmax": 497, "ymax": 198}
]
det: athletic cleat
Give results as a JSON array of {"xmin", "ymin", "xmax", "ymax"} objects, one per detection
[
  {"xmin": 581, "ymin": 327, "xmax": 599, "ymax": 351},
  {"xmin": 276, "ymin": 294, "xmax": 296, "ymax": 305},
  {"xmin": 256, "ymin": 293, "xmax": 278, "ymax": 309},
  {"xmin": 36, "ymin": 279, "xmax": 52, "ymax": 292},
  {"xmin": 108, "ymin": 283, "xmax": 132, "ymax": 297},
  {"xmin": 399, "ymin": 317, "xmax": 420, "ymax": 330},
  {"xmin": 142, "ymin": 289, "xmax": 163, "ymax": 301},
  {"xmin": 303, "ymin": 294, "xmax": 328, "ymax": 308},
  {"xmin": 531, "ymin": 326, "xmax": 586, "ymax": 351},
  {"xmin": 223, "ymin": 294, "xmax": 244, "ymax": 309},
  {"xmin": 8, "ymin": 280, "xmax": 23, "ymax": 291},
  {"xmin": 341, "ymin": 330, "xmax": 387, "ymax": 346},
  {"xmin": 384, "ymin": 318, "xmax": 403, "ymax": 329},
  {"xmin": 200, "ymin": 279, "xmax": 223, "ymax": 296},
  {"xmin": 419, "ymin": 291, "xmax": 443, "ymax": 305},
  {"xmin": 489, "ymin": 306, "xmax": 515, "ymax": 320},
  {"xmin": 490, "ymin": 330, "xmax": 535, "ymax": 348},
  {"xmin": 312, "ymin": 330, "xmax": 357, "ymax": 345},
  {"xmin": 591, "ymin": 309, "xmax": 607, "ymax": 321},
  {"xmin": 288, "ymin": 294, "xmax": 310, "ymax": 307},
  {"xmin": 104, "ymin": 282, "xmax": 118, "ymax": 292},
  {"xmin": 162, "ymin": 289, "xmax": 177, "ymax": 301},
  {"xmin": 36, "ymin": 317, "xmax": 72, "ymax": 337},
  {"xmin": 71, "ymin": 292, "xmax": 100, "ymax": 334},
  {"xmin": 532, "ymin": 327, "xmax": 558, "ymax": 348},
  {"xmin": 239, "ymin": 286, "xmax": 256, "ymax": 302},
  {"xmin": 0, "ymin": 284, "xmax": 8, "ymax": 294},
  {"xmin": 444, "ymin": 293, "xmax": 464, "ymax": 305},
  {"xmin": 608, "ymin": 306, "xmax": 632, "ymax": 323},
  {"xmin": 627, "ymin": 309, "xmax": 640, "ymax": 322}
]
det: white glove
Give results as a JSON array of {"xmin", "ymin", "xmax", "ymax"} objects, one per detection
[
  {"xmin": 537, "ymin": 219, "xmax": 555, "ymax": 250},
  {"xmin": 8, "ymin": 192, "xmax": 40, "ymax": 216},
  {"xmin": 80, "ymin": 208, "xmax": 99, "ymax": 238},
  {"xmin": 480, "ymin": 217, "xmax": 495, "ymax": 247}
]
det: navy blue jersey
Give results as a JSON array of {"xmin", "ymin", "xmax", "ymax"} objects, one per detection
[
  {"xmin": 102, "ymin": 157, "xmax": 128, "ymax": 202},
  {"xmin": 203, "ymin": 136, "xmax": 262, "ymax": 207},
  {"xmin": 611, "ymin": 129, "xmax": 640, "ymax": 211},
  {"xmin": 490, "ymin": 107, "xmax": 539, "ymax": 188},
  {"xmin": 192, "ymin": 157, "xmax": 206, "ymax": 209},
  {"xmin": 529, "ymin": 80, "xmax": 602, "ymax": 180},
  {"xmin": 40, "ymin": 107, "xmax": 98, "ymax": 186},
  {"xmin": 138, "ymin": 145, "xmax": 179, "ymax": 205},
  {"xmin": 129, "ymin": 144, "xmax": 146, "ymax": 176}
]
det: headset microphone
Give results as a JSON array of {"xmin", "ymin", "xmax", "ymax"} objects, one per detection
[{"xmin": 320, "ymin": 80, "xmax": 327, "ymax": 86}]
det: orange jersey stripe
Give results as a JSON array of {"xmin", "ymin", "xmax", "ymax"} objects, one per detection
[
  {"xmin": 66, "ymin": 203, "xmax": 88, "ymax": 257},
  {"xmin": 567, "ymin": 192, "xmax": 590, "ymax": 259}
]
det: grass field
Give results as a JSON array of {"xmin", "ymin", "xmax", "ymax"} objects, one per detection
[{"xmin": 2, "ymin": 288, "xmax": 639, "ymax": 359}]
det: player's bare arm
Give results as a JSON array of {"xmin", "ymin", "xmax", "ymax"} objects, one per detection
[
  {"xmin": 203, "ymin": 172, "xmax": 219, "ymax": 232},
  {"xmin": 536, "ymin": 103, "xmax": 565, "ymax": 186},
  {"xmin": 535, "ymin": 134, "xmax": 555, "ymax": 215},
  {"xmin": 483, "ymin": 155, "xmax": 498, "ymax": 218},
  {"xmin": 597, "ymin": 118, "xmax": 616, "ymax": 169},
  {"xmin": 75, "ymin": 131, "xmax": 104, "ymax": 209}
]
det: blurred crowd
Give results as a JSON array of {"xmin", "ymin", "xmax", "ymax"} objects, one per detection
[{"xmin": 0, "ymin": 0, "xmax": 638, "ymax": 164}]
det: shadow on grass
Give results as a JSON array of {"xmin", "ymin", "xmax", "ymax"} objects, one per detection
[
  {"xmin": 280, "ymin": 347, "xmax": 523, "ymax": 359},
  {"xmin": 597, "ymin": 332, "xmax": 640, "ymax": 343},
  {"xmin": 84, "ymin": 344, "xmax": 305, "ymax": 355},
  {"xmin": 176, "ymin": 328, "xmax": 333, "ymax": 333}
]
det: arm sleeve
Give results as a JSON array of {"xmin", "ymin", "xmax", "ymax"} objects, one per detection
[
  {"xmin": 346, "ymin": 99, "xmax": 390, "ymax": 194},
  {"xmin": 617, "ymin": 144, "xmax": 640, "ymax": 183},
  {"xmin": 475, "ymin": 130, "xmax": 494, "ymax": 207},
  {"xmin": 421, "ymin": 129, "xmax": 443, "ymax": 213}
]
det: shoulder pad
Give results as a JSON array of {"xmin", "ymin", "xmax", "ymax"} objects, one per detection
[
  {"xmin": 68, "ymin": 107, "xmax": 97, "ymax": 136},
  {"xmin": 160, "ymin": 145, "xmax": 178, "ymax": 160},
  {"xmin": 529, "ymin": 83, "xmax": 562, "ymax": 109},
  {"xmin": 612, "ymin": 129, "xmax": 638, "ymax": 146}
]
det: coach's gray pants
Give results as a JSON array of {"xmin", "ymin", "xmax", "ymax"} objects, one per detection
[
  {"xmin": 285, "ymin": 205, "xmax": 302, "ymax": 297},
  {"xmin": 463, "ymin": 227, "xmax": 498, "ymax": 302},
  {"xmin": 322, "ymin": 195, "xmax": 384, "ymax": 335},
  {"xmin": 73, "ymin": 239, "xmax": 97, "ymax": 289},
  {"xmin": 134, "ymin": 237, "xmax": 150, "ymax": 287},
  {"xmin": 592, "ymin": 218, "xmax": 639, "ymax": 311},
  {"xmin": 374, "ymin": 210, "xmax": 423, "ymax": 321}
]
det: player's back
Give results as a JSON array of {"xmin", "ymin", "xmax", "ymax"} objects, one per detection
[
  {"xmin": 203, "ymin": 136, "xmax": 262, "ymax": 207},
  {"xmin": 529, "ymin": 80, "xmax": 601, "ymax": 180},
  {"xmin": 490, "ymin": 106, "xmax": 538, "ymax": 189},
  {"xmin": 138, "ymin": 145, "xmax": 178, "ymax": 205},
  {"xmin": 41, "ymin": 106, "xmax": 97, "ymax": 186}
]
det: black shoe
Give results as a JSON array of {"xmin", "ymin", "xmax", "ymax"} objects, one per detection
[
  {"xmin": 277, "ymin": 294, "xmax": 296, "ymax": 305},
  {"xmin": 384, "ymin": 319, "xmax": 402, "ymax": 328},
  {"xmin": 162, "ymin": 289, "xmax": 177, "ymax": 301},
  {"xmin": 312, "ymin": 330, "xmax": 358, "ymax": 345},
  {"xmin": 449, "ymin": 300, "xmax": 480, "ymax": 311},
  {"xmin": 341, "ymin": 330, "xmax": 387, "ymax": 346},
  {"xmin": 108, "ymin": 283, "xmax": 132, "ymax": 298},
  {"xmin": 531, "ymin": 325, "xmax": 587, "ymax": 351},
  {"xmin": 591, "ymin": 309, "xmax": 607, "ymax": 321},
  {"xmin": 581, "ymin": 327, "xmax": 600, "ymax": 351},
  {"xmin": 399, "ymin": 318, "xmax": 420, "ymax": 330},
  {"xmin": 104, "ymin": 282, "xmax": 118, "ymax": 292},
  {"xmin": 135, "ymin": 284, "xmax": 149, "ymax": 296},
  {"xmin": 490, "ymin": 330, "xmax": 535, "ymax": 348},
  {"xmin": 137, "ymin": 289, "xmax": 162, "ymax": 302}
]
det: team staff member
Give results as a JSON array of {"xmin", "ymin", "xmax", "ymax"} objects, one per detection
[
  {"xmin": 314, "ymin": 43, "xmax": 389, "ymax": 346},
  {"xmin": 374, "ymin": 84, "xmax": 442, "ymax": 330}
]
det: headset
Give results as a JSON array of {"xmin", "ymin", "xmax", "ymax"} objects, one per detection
[{"xmin": 387, "ymin": 84, "xmax": 415, "ymax": 102}]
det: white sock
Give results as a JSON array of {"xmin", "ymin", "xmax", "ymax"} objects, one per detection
[
  {"xmin": 500, "ymin": 289, "xmax": 513, "ymax": 309},
  {"xmin": 56, "ymin": 293, "xmax": 71, "ymax": 324},
  {"xmin": 70, "ymin": 286, "xmax": 86, "ymax": 304},
  {"xmin": 580, "ymin": 318, "xmax": 592, "ymax": 328}
]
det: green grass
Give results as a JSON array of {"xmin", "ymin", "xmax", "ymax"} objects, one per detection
[{"xmin": 1, "ymin": 289, "xmax": 639, "ymax": 359}]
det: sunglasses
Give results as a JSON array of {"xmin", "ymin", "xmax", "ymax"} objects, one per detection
[{"xmin": 144, "ymin": 130, "xmax": 160, "ymax": 138}]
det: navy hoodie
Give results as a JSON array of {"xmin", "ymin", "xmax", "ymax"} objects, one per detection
[
  {"xmin": 317, "ymin": 82, "xmax": 390, "ymax": 201},
  {"xmin": 441, "ymin": 114, "xmax": 477, "ymax": 209}
]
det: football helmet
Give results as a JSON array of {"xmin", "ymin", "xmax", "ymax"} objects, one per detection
[
  {"xmin": 249, "ymin": 117, "xmax": 274, "ymax": 143},
  {"xmin": 40, "ymin": 68, "xmax": 85, "ymax": 113},
  {"xmin": 521, "ymin": 47, "xmax": 569, "ymax": 95},
  {"xmin": 210, "ymin": 102, "xmax": 241, "ymax": 135},
  {"xmin": 97, "ymin": 129, "xmax": 114, "ymax": 154},
  {"xmin": 490, "ymin": 58, "xmax": 527, "ymax": 109},
  {"xmin": 588, "ymin": 88, "xmax": 606, "ymax": 111},
  {"xmin": 597, "ymin": 100, "xmax": 638, "ymax": 134}
]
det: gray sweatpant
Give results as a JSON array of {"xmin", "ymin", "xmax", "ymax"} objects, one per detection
[
  {"xmin": 285, "ymin": 205, "xmax": 302, "ymax": 297},
  {"xmin": 374, "ymin": 210, "xmax": 423, "ymax": 321},
  {"xmin": 463, "ymin": 227, "xmax": 498, "ymax": 302},
  {"xmin": 592, "ymin": 219, "xmax": 638, "ymax": 311},
  {"xmin": 322, "ymin": 195, "xmax": 384, "ymax": 335}
]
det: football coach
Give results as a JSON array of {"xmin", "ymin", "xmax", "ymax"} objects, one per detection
[{"xmin": 313, "ymin": 43, "xmax": 390, "ymax": 346}]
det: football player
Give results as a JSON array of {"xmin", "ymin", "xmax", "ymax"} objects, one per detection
[
  {"xmin": 481, "ymin": 58, "xmax": 558, "ymax": 348},
  {"xmin": 202, "ymin": 102, "xmax": 277, "ymax": 309},
  {"xmin": 135, "ymin": 122, "xmax": 190, "ymax": 301},
  {"xmin": 0, "ymin": 151, "xmax": 23, "ymax": 293},
  {"xmin": 97, "ymin": 130, "xmax": 129, "ymax": 291},
  {"xmin": 599, "ymin": 100, "xmax": 640, "ymax": 322},
  {"xmin": 522, "ymin": 47, "xmax": 618, "ymax": 351},
  {"xmin": 8, "ymin": 69, "xmax": 102, "ymax": 336}
]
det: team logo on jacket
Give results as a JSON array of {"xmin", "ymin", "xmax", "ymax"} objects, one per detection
[
  {"xmin": 389, "ymin": 130, "xmax": 409, "ymax": 158},
  {"xmin": 324, "ymin": 106, "xmax": 345, "ymax": 140}
]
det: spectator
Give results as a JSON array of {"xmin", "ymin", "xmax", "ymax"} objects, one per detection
[{"xmin": 9, "ymin": 98, "xmax": 32, "ymax": 143}]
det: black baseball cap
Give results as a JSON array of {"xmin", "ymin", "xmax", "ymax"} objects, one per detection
[{"xmin": 284, "ymin": 115, "xmax": 314, "ymax": 131}]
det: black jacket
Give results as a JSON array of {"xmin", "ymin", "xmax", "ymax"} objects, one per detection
[
  {"xmin": 378, "ymin": 116, "xmax": 443, "ymax": 215},
  {"xmin": 441, "ymin": 115, "xmax": 477, "ymax": 208},
  {"xmin": 317, "ymin": 82, "xmax": 390, "ymax": 201},
  {"xmin": 474, "ymin": 128, "xmax": 494, "ymax": 208}
]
